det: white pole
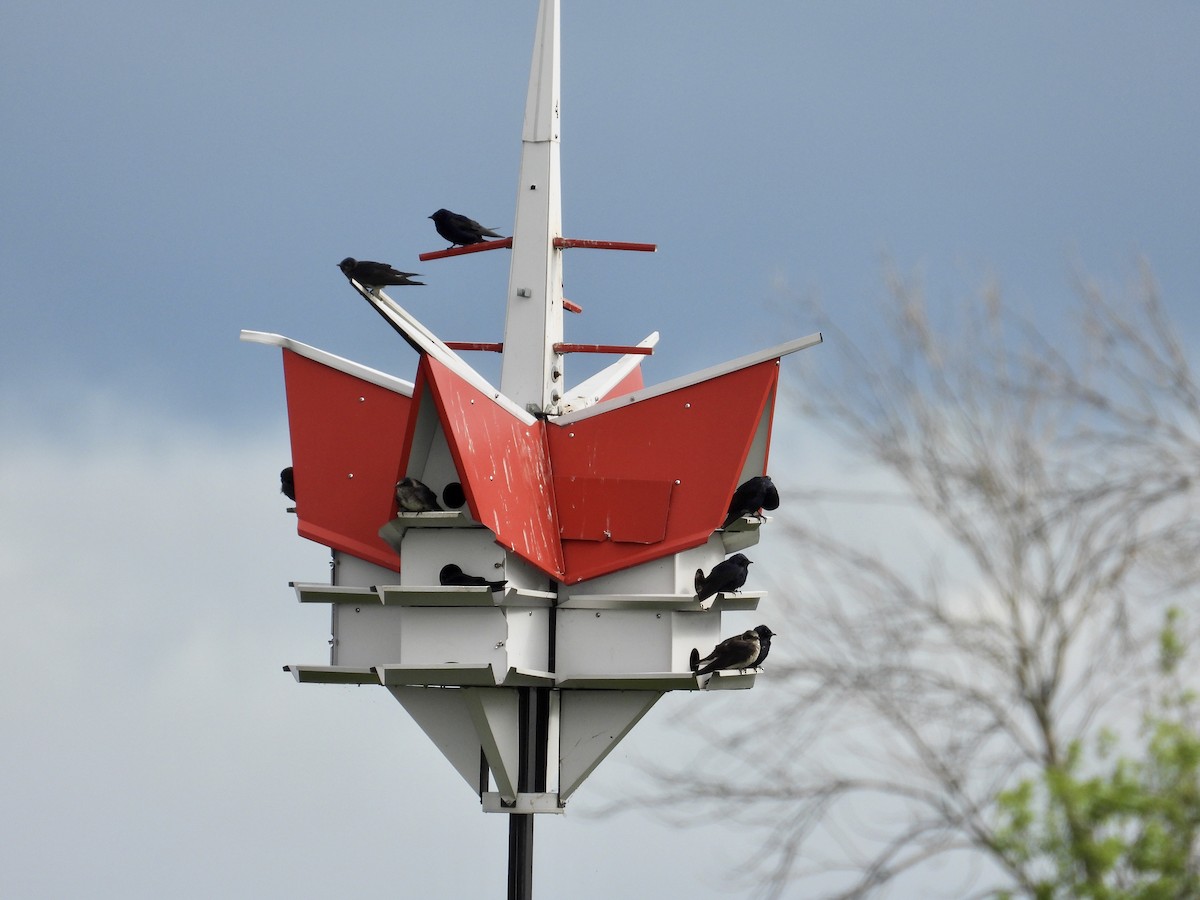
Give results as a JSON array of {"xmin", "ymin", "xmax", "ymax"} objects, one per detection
[{"xmin": 500, "ymin": 0, "xmax": 564, "ymax": 415}]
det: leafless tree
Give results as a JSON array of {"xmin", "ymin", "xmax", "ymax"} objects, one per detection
[{"xmin": 625, "ymin": 263, "xmax": 1200, "ymax": 898}]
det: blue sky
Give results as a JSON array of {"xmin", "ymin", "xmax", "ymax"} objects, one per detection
[{"xmin": 3, "ymin": 2, "xmax": 1199, "ymax": 897}]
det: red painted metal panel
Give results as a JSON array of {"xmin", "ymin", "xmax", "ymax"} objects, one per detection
[
  {"xmin": 555, "ymin": 477, "xmax": 673, "ymax": 543},
  {"xmin": 419, "ymin": 356, "xmax": 566, "ymax": 578},
  {"xmin": 546, "ymin": 360, "xmax": 780, "ymax": 584},
  {"xmin": 279, "ymin": 346, "xmax": 778, "ymax": 584},
  {"xmin": 281, "ymin": 351, "xmax": 410, "ymax": 570}
]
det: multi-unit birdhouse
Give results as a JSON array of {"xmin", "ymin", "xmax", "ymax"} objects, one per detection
[{"xmin": 243, "ymin": 0, "xmax": 819, "ymax": 813}]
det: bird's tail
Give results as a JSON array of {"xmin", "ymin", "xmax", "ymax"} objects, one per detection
[
  {"xmin": 689, "ymin": 648, "xmax": 699, "ymax": 673},
  {"xmin": 487, "ymin": 579, "xmax": 508, "ymax": 592},
  {"xmin": 693, "ymin": 568, "xmax": 704, "ymax": 596}
]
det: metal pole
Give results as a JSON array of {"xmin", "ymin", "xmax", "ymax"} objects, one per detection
[{"xmin": 508, "ymin": 687, "xmax": 536, "ymax": 900}]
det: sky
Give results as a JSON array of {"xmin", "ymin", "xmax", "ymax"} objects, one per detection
[{"xmin": 2, "ymin": 1, "xmax": 1199, "ymax": 897}]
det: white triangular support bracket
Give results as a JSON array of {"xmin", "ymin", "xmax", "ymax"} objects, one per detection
[
  {"xmin": 387, "ymin": 686, "xmax": 486, "ymax": 796},
  {"xmin": 558, "ymin": 690, "xmax": 662, "ymax": 801},
  {"xmin": 463, "ymin": 688, "xmax": 522, "ymax": 803}
]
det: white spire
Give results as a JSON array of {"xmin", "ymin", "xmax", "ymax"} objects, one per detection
[{"xmin": 500, "ymin": 0, "xmax": 564, "ymax": 414}]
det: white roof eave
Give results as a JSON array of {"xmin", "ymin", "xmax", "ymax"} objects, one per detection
[
  {"xmin": 240, "ymin": 330, "xmax": 415, "ymax": 396},
  {"xmin": 552, "ymin": 331, "xmax": 823, "ymax": 426}
]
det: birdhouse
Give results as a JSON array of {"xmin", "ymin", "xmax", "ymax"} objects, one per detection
[{"xmin": 242, "ymin": 0, "xmax": 820, "ymax": 816}]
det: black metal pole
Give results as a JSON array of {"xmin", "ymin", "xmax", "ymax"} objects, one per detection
[
  {"xmin": 508, "ymin": 596, "xmax": 555, "ymax": 899},
  {"xmin": 508, "ymin": 687, "xmax": 535, "ymax": 900}
]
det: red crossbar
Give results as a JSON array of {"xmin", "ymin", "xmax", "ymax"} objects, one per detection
[
  {"xmin": 445, "ymin": 342, "xmax": 504, "ymax": 352},
  {"xmin": 563, "ymin": 299, "xmax": 583, "ymax": 314},
  {"xmin": 553, "ymin": 343, "xmax": 654, "ymax": 355},
  {"xmin": 420, "ymin": 237, "xmax": 653, "ymax": 260},
  {"xmin": 553, "ymin": 238, "xmax": 657, "ymax": 252},
  {"xmin": 420, "ymin": 237, "xmax": 513, "ymax": 262}
]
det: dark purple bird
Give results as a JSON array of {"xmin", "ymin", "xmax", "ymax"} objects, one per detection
[
  {"xmin": 690, "ymin": 630, "xmax": 761, "ymax": 676},
  {"xmin": 439, "ymin": 564, "xmax": 507, "ymax": 592},
  {"xmin": 396, "ymin": 477, "xmax": 442, "ymax": 512},
  {"xmin": 722, "ymin": 475, "xmax": 780, "ymax": 528},
  {"xmin": 339, "ymin": 257, "xmax": 424, "ymax": 287},
  {"xmin": 280, "ymin": 466, "xmax": 296, "ymax": 502},
  {"xmin": 749, "ymin": 624, "xmax": 776, "ymax": 668},
  {"xmin": 429, "ymin": 208, "xmax": 505, "ymax": 247},
  {"xmin": 693, "ymin": 553, "xmax": 753, "ymax": 605}
]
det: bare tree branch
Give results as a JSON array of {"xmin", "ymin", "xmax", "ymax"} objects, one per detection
[{"xmin": 616, "ymin": 264, "xmax": 1200, "ymax": 897}]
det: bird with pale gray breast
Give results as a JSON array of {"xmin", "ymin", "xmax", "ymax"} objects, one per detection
[
  {"xmin": 396, "ymin": 476, "xmax": 442, "ymax": 512},
  {"xmin": 690, "ymin": 629, "xmax": 761, "ymax": 676},
  {"xmin": 339, "ymin": 257, "xmax": 424, "ymax": 287},
  {"xmin": 429, "ymin": 208, "xmax": 505, "ymax": 247}
]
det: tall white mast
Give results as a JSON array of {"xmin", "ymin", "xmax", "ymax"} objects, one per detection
[{"xmin": 500, "ymin": 0, "xmax": 564, "ymax": 415}]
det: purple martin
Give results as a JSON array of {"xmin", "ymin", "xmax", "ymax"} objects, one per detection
[
  {"xmin": 689, "ymin": 629, "xmax": 761, "ymax": 677},
  {"xmin": 722, "ymin": 475, "xmax": 780, "ymax": 528},
  {"xmin": 749, "ymin": 624, "xmax": 775, "ymax": 668},
  {"xmin": 339, "ymin": 257, "xmax": 424, "ymax": 287},
  {"xmin": 439, "ymin": 564, "xmax": 507, "ymax": 592},
  {"xmin": 429, "ymin": 208, "xmax": 505, "ymax": 247},
  {"xmin": 280, "ymin": 466, "xmax": 296, "ymax": 502},
  {"xmin": 693, "ymin": 553, "xmax": 753, "ymax": 605},
  {"xmin": 395, "ymin": 476, "xmax": 442, "ymax": 512}
]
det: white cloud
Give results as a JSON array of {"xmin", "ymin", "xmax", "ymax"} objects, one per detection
[{"xmin": 0, "ymin": 389, "xmax": 769, "ymax": 899}]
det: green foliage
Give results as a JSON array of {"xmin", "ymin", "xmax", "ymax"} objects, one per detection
[{"xmin": 992, "ymin": 609, "xmax": 1200, "ymax": 899}]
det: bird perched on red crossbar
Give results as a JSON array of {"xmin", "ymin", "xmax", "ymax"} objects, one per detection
[{"xmin": 429, "ymin": 208, "xmax": 505, "ymax": 247}]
